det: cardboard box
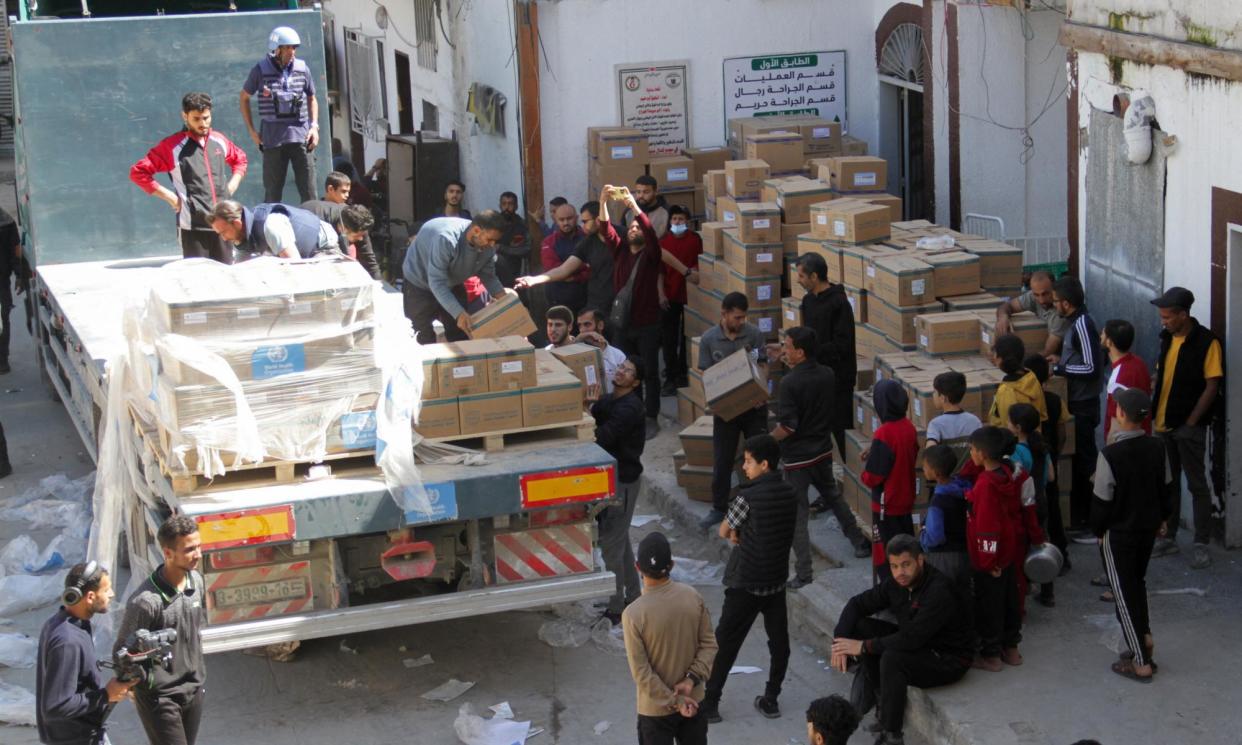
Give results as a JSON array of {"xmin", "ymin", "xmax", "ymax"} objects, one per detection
[
  {"xmin": 816, "ymin": 200, "xmax": 892, "ymax": 243},
  {"xmin": 459, "ymin": 388, "xmax": 523, "ymax": 435},
  {"xmin": 736, "ymin": 201, "xmax": 782, "ymax": 244},
  {"xmin": 854, "ymin": 390, "xmax": 881, "ymax": 439},
  {"xmin": 720, "ymin": 229, "xmax": 775, "ymax": 276},
  {"xmin": 415, "ymin": 397, "xmax": 460, "ymax": 439},
  {"xmin": 469, "ymin": 289, "xmax": 537, "ymax": 340},
  {"xmin": 686, "ymin": 367, "xmax": 708, "ymax": 410},
  {"xmin": 484, "ymin": 336, "xmax": 537, "ymax": 391},
  {"xmin": 419, "ymin": 345, "xmax": 443, "ymax": 400},
  {"xmin": 700, "ymin": 221, "xmax": 729, "ymax": 256},
  {"xmin": 587, "ymin": 159, "xmax": 648, "ymax": 193},
  {"xmin": 702, "ymin": 348, "xmax": 768, "ymax": 421},
  {"xmin": 978, "ymin": 312, "xmax": 1048, "ymax": 357},
  {"xmin": 840, "ymin": 243, "xmax": 900, "ymax": 288},
  {"xmin": 771, "ymin": 179, "xmax": 834, "ymax": 224},
  {"xmin": 725, "ymin": 160, "xmax": 771, "ymax": 199},
  {"xmin": 844, "ymin": 427, "xmax": 869, "ymax": 477},
  {"xmin": 860, "ymin": 193, "xmax": 902, "ymax": 222},
  {"xmin": 586, "ymin": 126, "xmax": 625, "ymax": 158},
  {"xmin": 788, "ymin": 262, "xmax": 806, "ymax": 301},
  {"xmin": 680, "ymin": 464, "xmax": 714, "ymax": 502},
  {"xmin": 855, "ymin": 322, "xmax": 885, "ymax": 359},
  {"xmin": 823, "ymin": 156, "xmax": 887, "ymax": 191},
  {"xmin": 958, "ymin": 239, "xmax": 1024, "ymax": 289},
  {"xmin": 870, "ymin": 296, "xmax": 942, "ymax": 346},
  {"xmin": 943, "ymin": 291, "xmax": 1002, "ymax": 312},
  {"xmin": 693, "ymin": 186, "xmax": 706, "ymax": 217},
  {"xmin": 797, "ymin": 119, "xmax": 843, "ymax": 155},
  {"xmin": 781, "ymin": 297, "xmax": 803, "ymax": 329},
  {"xmin": 673, "ymin": 450, "xmax": 687, "ymax": 483},
  {"xmin": 703, "ymin": 169, "xmax": 728, "ymax": 201},
  {"xmin": 549, "ymin": 343, "xmax": 605, "ymax": 398},
  {"xmin": 522, "ymin": 371, "xmax": 584, "ymax": 427},
  {"xmin": 649, "ymin": 155, "xmax": 696, "ymax": 190},
  {"xmin": 676, "ymin": 390, "xmax": 698, "ymax": 426},
  {"xmin": 664, "ymin": 189, "xmax": 695, "ymax": 215},
  {"xmin": 917, "ymin": 251, "xmax": 981, "ymax": 298},
  {"xmin": 781, "ymin": 223, "xmax": 808, "ymax": 258},
  {"xmin": 796, "ymin": 235, "xmax": 845, "ymax": 284},
  {"xmin": 684, "ymin": 305, "xmax": 711, "ymax": 339},
  {"xmin": 856, "ymin": 362, "xmax": 875, "ymax": 392},
  {"xmin": 866, "ymin": 255, "xmax": 936, "ymax": 306},
  {"xmin": 436, "ymin": 340, "xmax": 491, "ymax": 396},
  {"xmin": 916, "ymin": 312, "xmax": 984, "ymax": 357},
  {"xmin": 841, "ymin": 134, "xmax": 869, "ymax": 156},
  {"xmin": 725, "ymin": 265, "xmax": 781, "ymax": 310},
  {"xmin": 679, "ymin": 415, "xmax": 715, "ymax": 466},
  {"xmin": 745, "ymin": 132, "xmax": 804, "ymax": 173},
  {"xmin": 728, "ymin": 116, "xmax": 797, "ymax": 150},
  {"xmin": 684, "ymin": 146, "xmax": 732, "ymax": 175},
  {"xmin": 697, "ymin": 253, "xmax": 719, "ymax": 293},
  {"xmin": 717, "ymin": 195, "xmax": 741, "ymax": 225},
  {"xmin": 748, "ymin": 307, "xmax": 780, "ymax": 340},
  {"xmin": 592, "ymin": 127, "xmax": 650, "ymax": 164},
  {"xmin": 845, "ymin": 285, "xmax": 868, "ymax": 324}
]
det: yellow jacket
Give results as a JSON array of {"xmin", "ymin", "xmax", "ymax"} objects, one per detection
[{"xmin": 988, "ymin": 370, "xmax": 1049, "ymax": 426}]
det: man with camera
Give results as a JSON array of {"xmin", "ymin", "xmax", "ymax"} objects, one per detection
[
  {"xmin": 36, "ymin": 562, "xmax": 136, "ymax": 745},
  {"xmin": 115, "ymin": 515, "xmax": 207, "ymax": 745}
]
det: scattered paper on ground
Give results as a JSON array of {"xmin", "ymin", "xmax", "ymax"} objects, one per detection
[
  {"xmin": 630, "ymin": 515, "xmax": 662, "ymax": 527},
  {"xmin": 422, "ymin": 678, "xmax": 476, "ymax": 702},
  {"xmin": 593, "ymin": 720, "xmax": 611, "ymax": 735},
  {"xmin": 403, "ymin": 654, "xmax": 435, "ymax": 668},
  {"xmin": 454, "ymin": 703, "xmax": 531, "ymax": 745},
  {"xmin": 729, "ymin": 665, "xmax": 762, "ymax": 675}
]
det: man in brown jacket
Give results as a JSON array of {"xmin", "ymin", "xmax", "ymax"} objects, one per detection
[{"xmin": 622, "ymin": 532, "xmax": 718, "ymax": 745}]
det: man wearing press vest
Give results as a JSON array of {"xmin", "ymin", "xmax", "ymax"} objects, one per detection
[{"xmin": 241, "ymin": 26, "xmax": 319, "ymax": 203}]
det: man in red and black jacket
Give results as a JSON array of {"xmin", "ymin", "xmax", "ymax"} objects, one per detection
[{"xmin": 130, "ymin": 92, "xmax": 247, "ymax": 263}]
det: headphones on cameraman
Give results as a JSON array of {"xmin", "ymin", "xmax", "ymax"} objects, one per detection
[{"xmin": 62, "ymin": 561, "xmax": 103, "ymax": 606}]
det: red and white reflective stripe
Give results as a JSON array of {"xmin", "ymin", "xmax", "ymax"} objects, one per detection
[
  {"xmin": 206, "ymin": 560, "xmax": 310, "ymax": 593},
  {"xmin": 494, "ymin": 524, "xmax": 593, "ymax": 583},
  {"xmin": 210, "ymin": 594, "xmax": 313, "ymax": 625}
]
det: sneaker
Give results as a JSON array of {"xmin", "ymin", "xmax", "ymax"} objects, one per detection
[
  {"xmin": 972, "ymin": 656, "xmax": 1003, "ymax": 672},
  {"xmin": 1151, "ymin": 538, "xmax": 1180, "ymax": 557},
  {"xmin": 854, "ymin": 541, "xmax": 873, "ymax": 559},
  {"xmin": 787, "ymin": 575, "xmax": 813, "ymax": 590},
  {"xmin": 699, "ymin": 699, "xmax": 721, "ymax": 724},
  {"xmin": 754, "ymin": 695, "xmax": 780, "ymax": 718},
  {"xmin": 644, "ymin": 417, "xmax": 660, "ymax": 441},
  {"xmin": 1002, "ymin": 646, "xmax": 1024, "ymax": 666},
  {"xmin": 1190, "ymin": 544, "xmax": 1212, "ymax": 569},
  {"xmin": 698, "ymin": 509, "xmax": 725, "ymax": 530},
  {"xmin": 809, "ymin": 498, "xmax": 830, "ymax": 514}
]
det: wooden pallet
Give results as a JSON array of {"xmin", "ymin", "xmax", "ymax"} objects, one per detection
[{"xmin": 423, "ymin": 414, "xmax": 595, "ymax": 452}]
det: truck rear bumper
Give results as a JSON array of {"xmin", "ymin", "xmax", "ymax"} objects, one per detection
[{"xmin": 201, "ymin": 571, "xmax": 615, "ymax": 654}]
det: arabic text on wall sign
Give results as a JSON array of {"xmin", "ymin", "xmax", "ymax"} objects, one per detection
[{"xmin": 723, "ymin": 51, "xmax": 847, "ymax": 132}]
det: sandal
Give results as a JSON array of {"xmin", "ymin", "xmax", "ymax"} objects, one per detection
[
  {"xmin": 1120, "ymin": 649, "xmax": 1159, "ymax": 674},
  {"xmin": 1111, "ymin": 658, "xmax": 1153, "ymax": 683},
  {"xmin": 1099, "ymin": 590, "xmax": 1114, "ymax": 602}
]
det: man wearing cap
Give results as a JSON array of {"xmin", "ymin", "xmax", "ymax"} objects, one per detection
[
  {"xmin": 1150, "ymin": 287, "xmax": 1222, "ymax": 569},
  {"xmin": 241, "ymin": 26, "xmax": 319, "ymax": 203},
  {"xmin": 1091, "ymin": 387, "xmax": 1173, "ymax": 682},
  {"xmin": 621, "ymin": 532, "xmax": 718, "ymax": 745}
]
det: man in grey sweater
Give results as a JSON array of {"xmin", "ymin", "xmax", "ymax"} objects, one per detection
[{"xmin": 401, "ymin": 211, "xmax": 507, "ymax": 344}]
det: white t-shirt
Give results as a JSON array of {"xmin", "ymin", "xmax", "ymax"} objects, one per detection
[{"xmin": 601, "ymin": 344, "xmax": 626, "ymax": 394}]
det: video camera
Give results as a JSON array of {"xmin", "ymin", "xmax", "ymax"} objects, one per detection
[{"xmin": 101, "ymin": 628, "xmax": 177, "ymax": 685}]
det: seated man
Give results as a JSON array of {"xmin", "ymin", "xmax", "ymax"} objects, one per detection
[
  {"xmin": 830, "ymin": 535, "xmax": 973, "ymax": 745},
  {"xmin": 545, "ymin": 305, "xmax": 574, "ymax": 350},
  {"xmin": 210, "ymin": 199, "xmax": 337, "ymax": 260},
  {"xmin": 575, "ymin": 307, "xmax": 626, "ymax": 395}
]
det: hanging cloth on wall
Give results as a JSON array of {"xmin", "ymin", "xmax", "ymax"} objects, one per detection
[{"xmin": 467, "ymin": 82, "xmax": 507, "ymax": 136}]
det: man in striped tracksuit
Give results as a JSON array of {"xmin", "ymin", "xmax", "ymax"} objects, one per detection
[{"xmin": 1050, "ymin": 275, "xmax": 1104, "ymax": 531}]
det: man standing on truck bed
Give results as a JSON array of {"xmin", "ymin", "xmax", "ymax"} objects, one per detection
[
  {"xmin": 402, "ymin": 212, "xmax": 507, "ymax": 344},
  {"xmin": 115, "ymin": 515, "xmax": 207, "ymax": 745},
  {"xmin": 130, "ymin": 92, "xmax": 248, "ymax": 264},
  {"xmin": 240, "ymin": 26, "xmax": 319, "ymax": 204}
]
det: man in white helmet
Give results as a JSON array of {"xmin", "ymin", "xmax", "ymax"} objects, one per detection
[{"xmin": 240, "ymin": 26, "xmax": 319, "ymax": 203}]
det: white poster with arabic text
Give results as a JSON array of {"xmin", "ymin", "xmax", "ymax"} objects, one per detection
[
  {"xmin": 723, "ymin": 51, "xmax": 847, "ymax": 135},
  {"xmin": 616, "ymin": 60, "xmax": 690, "ymax": 156}
]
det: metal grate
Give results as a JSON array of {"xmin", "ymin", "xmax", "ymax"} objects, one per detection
[
  {"xmin": 879, "ymin": 22, "xmax": 925, "ymax": 85},
  {"xmin": 414, "ymin": 0, "xmax": 438, "ymax": 71},
  {"xmin": 963, "ymin": 213, "xmax": 1006, "ymax": 241},
  {"xmin": 344, "ymin": 28, "xmax": 384, "ymax": 140}
]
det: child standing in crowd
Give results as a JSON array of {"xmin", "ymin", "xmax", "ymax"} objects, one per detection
[
  {"xmin": 925, "ymin": 371, "xmax": 983, "ymax": 472},
  {"xmin": 1007, "ymin": 403, "xmax": 1050, "ymax": 612},
  {"xmin": 988, "ymin": 334, "xmax": 1048, "ymax": 426},
  {"xmin": 966, "ymin": 426, "xmax": 1025, "ymax": 672},
  {"xmin": 920, "ymin": 444, "xmax": 971, "ymax": 586},
  {"xmin": 862, "ymin": 380, "xmax": 920, "ymax": 582}
]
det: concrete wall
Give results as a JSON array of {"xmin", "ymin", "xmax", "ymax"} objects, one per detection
[
  {"xmin": 534, "ymin": 0, "xmax": 902, "ymax": 205},
  {"xmin": 1071, "ymin": 0, "xmax": 1242, "ymax": 49}
]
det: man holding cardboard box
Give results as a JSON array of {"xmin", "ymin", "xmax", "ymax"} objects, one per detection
[
  {"xmin": 994, "ymin": 271, "xmax": 1069, "ymax": 360},
  {"xmin": 698, "ymin": 292, "xmax": 769, "ymax": 529},
  {"xmin": 401, "ymin": 212, "xmax": 507, "ymax": 344}
]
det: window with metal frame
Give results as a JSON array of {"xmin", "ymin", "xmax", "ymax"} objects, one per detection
[{"xmin": 414, "ymin": 0, "xmax": 438, "ymax": 71}]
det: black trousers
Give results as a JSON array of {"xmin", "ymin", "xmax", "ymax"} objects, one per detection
[
  {"xmin": 973, "ymin": 566, "xmax": 1021, "ymax": 658},
  {"xmin": 1041, "ymin": 478, "xmax": 1068, "ymax": 598},
  {"xmin": 403, "ymin": 283, "xmax": 470, "ymax": 345},
  {"xmin": 1068, "ymin": 398, "xmax": 1101, "ymax": 527},
  {"xmin": 637, "ymin": 710, "xmax": 708, "ymax": 745},
  {"xmin": 845, "ymin": 618, "xmax": 968, "ymax": 735},
  {"xmin": 178, "ymin": 229, "xmax": 232, "ymax": 264},
  {"xmin": 704, "ymin": 587, "xmax": 789, "ymax": 704},
  {"xmin": 832, "ymin": 385, "xmax": 854, "ymax": 462},
  {"xmin": 872, "ymin": 514, "xmax": 914, "ymax": 584},
  {"xmin": 0, "ymin": 273, "xmax": 11, "ymax": 362},
  {"xmin": 1101, "ymin": 529, "xmax": 1157, "ymax": 666},
  {"xmin": 709, "ymin": 408, "xmax": 767, "ymax": 513},
  {"xmin": 660, "ymin": 302, "xmax": 687, "ymax": 384},
  {"xmin": 620, "ymin": 322, "xmax": 662, "ymax": 418},
  {"xmin": 134, "ymin": 687, "xmax": 204, "ymax": 745},
  {"xmin": 261, "ymin": 141, "xmax": 316, "ymax": 203}
]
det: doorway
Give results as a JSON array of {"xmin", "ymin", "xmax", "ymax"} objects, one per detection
[
  {"xmin": 395, "ymin": 51, "xmax": 414, "ymax": 134},
  {"xmin": 877, "ymin": 21, "xmax": 928, "ymax": 220}
]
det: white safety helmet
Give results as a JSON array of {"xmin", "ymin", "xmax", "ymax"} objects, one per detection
[{"xmin": 268, "ymin": 26, "xmax": 302, "ymax": 52}]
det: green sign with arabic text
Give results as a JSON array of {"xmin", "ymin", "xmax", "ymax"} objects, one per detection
[{"xmin": 751, "ymin": 55, "xmax": 818, "ymax": 71}]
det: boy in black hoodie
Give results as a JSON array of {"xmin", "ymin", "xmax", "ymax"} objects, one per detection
[
  {"xmin": 701, "ymin": 434, "xmax": 798, "ymax": 723},
  {"xmin": 1092, "ymin": 388, "xmax": 1173, "ymax": 683}
]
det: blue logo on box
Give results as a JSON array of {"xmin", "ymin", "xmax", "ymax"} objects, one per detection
[
  {"xmin": 251, "ymin": 343, "xmax": 306, "ymax": 379},
  {"xmin": 405, "ymin": 481, "xmax": 458, "ymax": 525},
  {"xmin": 339, "ymin": 412, "xmax": 377, "ymax": 449}
]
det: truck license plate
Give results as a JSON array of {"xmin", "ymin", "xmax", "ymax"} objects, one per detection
[{"xmin": 213, "ymin": 578, "xmax": 308, "ymax": 609}]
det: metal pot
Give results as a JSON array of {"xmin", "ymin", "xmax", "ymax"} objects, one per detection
[{"xmin": 1023, "ymin": 543, "xmax": 1064, "ymax": 584}]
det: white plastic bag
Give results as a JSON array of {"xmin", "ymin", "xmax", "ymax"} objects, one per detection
[
  {"xmin": 0, "ymin": 535, "xmax": 39, "ymax": 575},
  {"xmin": 0, "ymin": 500, "xmax": 85, "ymax": 531},
  {"xmin": 0, "ymin": 680, "xmax": 36, "ymax": 726},
  {"xmin": 0, "ymin": 633, "xmax": 37, "ymax": 668},
  {"xmin": 453, "ymin": 703, "xmax": 531, "ymax": 745},
  {"xmin": 0, "ymin": 570, "xmax": 69, "ymax": 617}
]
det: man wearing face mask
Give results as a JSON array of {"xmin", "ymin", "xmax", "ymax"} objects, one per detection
[{"xmin": 659, "ymin": 205, "xmax": 702, "ymax": 395}]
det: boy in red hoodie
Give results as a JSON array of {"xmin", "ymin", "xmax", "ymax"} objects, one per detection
[
  {"xmin": 862, "ymin": 380, "xmax": 919, "ymax": 583},
  {"xmin": 965, "ymin": 425, "xmax": 1025, "ymax": 672}
]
